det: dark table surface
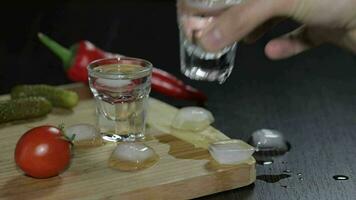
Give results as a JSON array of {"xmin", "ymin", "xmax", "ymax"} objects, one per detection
[{"xmin": 1, "ymin": 1, "xmax": 355, "ymax": 200}]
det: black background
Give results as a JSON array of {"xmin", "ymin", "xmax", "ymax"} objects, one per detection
[{"xmin": 0, "ymin": 1, "xmax": 355, "ymax": 199}]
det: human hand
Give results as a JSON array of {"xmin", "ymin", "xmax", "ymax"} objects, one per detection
[{"xmin": 197, "ymin": 0, "xmax": 356, "ymax": 59}]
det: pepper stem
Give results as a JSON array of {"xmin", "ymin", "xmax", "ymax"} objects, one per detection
[{"xmin": 38, "ymin": 32, "xmax": 72, "ymax": 69}]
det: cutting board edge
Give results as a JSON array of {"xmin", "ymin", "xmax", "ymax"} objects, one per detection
[{"xmin": 119, "ymin": 159, "xmax": 256, "ymax": 200}]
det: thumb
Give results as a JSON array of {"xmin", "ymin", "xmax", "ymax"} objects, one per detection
[{"xmin": 198, "ymin": 0, "xmax": 290, "ymax": 52}]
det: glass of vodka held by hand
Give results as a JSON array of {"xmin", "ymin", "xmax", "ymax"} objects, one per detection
[{"xmin": 177, "ymin": 0, "xmax": 242, "ymax": 83}]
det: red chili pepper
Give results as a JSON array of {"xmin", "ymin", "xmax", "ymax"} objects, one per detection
[
  {"xmin": 38, "ymin": 33, "xmax": 207, "ymax": 103},
  {"xmin": 151, "ymin": 68, "xmax": 207, "ymax": 101}
]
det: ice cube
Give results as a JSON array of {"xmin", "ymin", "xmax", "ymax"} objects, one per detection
[
  {"xmin": 113, "ymin": 143, "xmax": 154, "ymax": 162},
  {"xmin": 171, "ymin": 106, "xmax": 214, "ymax": 132},
  {"xmin": 208, "ymin": 139, "xmax": 255, "ymax": 164},
  {"xmin": 96, "ymin": 78, "xmax": 131, "ymax": 88},
  {"xmin": 65, "ymin": 123, "xmax": 103, "ymax": 146},
  {"xmin": 109, "ymin": 143, "xmax": 159, "ymax": 171},
  {"xmin": 65, "ymin": 124, "xmax": 100, "ymax": 141},
  {"xmin": 250, "ymin": 129, "xmax": 288, "ymax": 152}
]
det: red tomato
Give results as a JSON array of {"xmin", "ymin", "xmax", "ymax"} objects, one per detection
[{"xmin": 15, "ymin": 125, "xmax": 72, "ymax": 178}]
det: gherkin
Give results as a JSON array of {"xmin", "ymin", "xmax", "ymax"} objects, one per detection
[
  {"xmin": 0, "ymin": 97, "xmax": 52, "ymax": 123},
  {"xmin": 11, "ymin": 84, "xmax": 79, "ymax": 109}
]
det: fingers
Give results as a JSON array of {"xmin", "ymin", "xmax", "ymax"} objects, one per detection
[
  {"xmin": 198, "ymin": 0, "xmax": 290, "ymax": 52},
  {"xmin": 265, "ymin": 37, "xmax": 310, "ymax": 60},
  {"xmin": 265, "ymin": 25, "xmax": 356, "ymax": 59},
  {"xmin": 265, "ymin": 26, "xmax": 321, "ymax": 60}
]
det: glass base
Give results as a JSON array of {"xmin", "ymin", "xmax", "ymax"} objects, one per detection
[
  {"xmin": 101, "ymin": 133, "xmax": 145, "ymax": 142},
  {"xmin": 181, "ymin": 65, "xmax": 233, "ymax": 84}
]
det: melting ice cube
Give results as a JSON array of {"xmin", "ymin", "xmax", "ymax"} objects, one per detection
[
  {"xmin": 96, "ymin": 78, "xmax": 131, "ymax": 88},
  {"xmin": 109, "ymin": 143, "xmax": 159, "ymax": 171},
  {"xmin": 250, "ymin": 129, "xmax": 288, "ymax": 152},
  {"xmin": 171, "ymin": 106, "xmax": 214, "ymax": 131},
  {"xmin": 208, "ymin": 139, "xmax": 255, "ymax": 164},
  {"xmin": 65, "ymin": 123, "xmax": 103, "ymax": 146}
]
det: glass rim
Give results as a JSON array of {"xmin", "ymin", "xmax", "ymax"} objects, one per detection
[{"xmin": 88, "ymin": 57, "xmax": 153, "ymax": 79}]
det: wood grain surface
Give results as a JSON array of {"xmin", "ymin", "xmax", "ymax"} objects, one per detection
[{"xmin": 0, "ymin": 84, "xmax": 255, "ymax": 200}]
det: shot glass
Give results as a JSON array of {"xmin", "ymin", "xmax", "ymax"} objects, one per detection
[
  {"xmin": 88, "ymin": 57, "xmax": 152, "ymax": 142},
  {"xmin": 177, "ymin": 0, "xmax": 242, "ymax": 83}
]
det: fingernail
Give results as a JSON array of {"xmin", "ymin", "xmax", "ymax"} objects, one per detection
[{"xmin": 200, "ymin": 27, "xmax": 223, "ymax": 51}]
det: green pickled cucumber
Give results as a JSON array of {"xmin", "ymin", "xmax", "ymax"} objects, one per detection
[
  {"xmin": 0, "ymin": 97, "xmax": 52, "ymax": 123},
  {"xmin": 11, "ymin": 84, "xmax": 79, "ymax": 109}
]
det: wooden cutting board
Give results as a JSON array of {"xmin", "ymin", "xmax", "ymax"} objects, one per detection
[{"xmin": 0, "ymin": 83, "xmax": 255, "ymax": 200}]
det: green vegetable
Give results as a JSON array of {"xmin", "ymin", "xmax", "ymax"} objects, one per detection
[
  {"xmin": 11, "ymin": 84, "xmax": 79, "ymax": 109},
  {"xmin": 0, "ymin": 97, "xmax": 52, "ymax": 123}
]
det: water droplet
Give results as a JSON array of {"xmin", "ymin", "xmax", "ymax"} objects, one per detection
[
  {"xmin": 257, "ymin": 174, "xmax": 291, "ymax": 183},
  {"xmin": 297, "ymin": 173, "xmax": 302, "ymax": 176},
  {"xmin": 333, "ymin": 175, "xmax": 349, "ymax": 181},
  {"xmin": 299, "ymin": 177, "xmax": 304, "ymax": 181}
]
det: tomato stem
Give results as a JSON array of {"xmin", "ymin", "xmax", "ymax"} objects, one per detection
[
  {"xmin": 69, "ymin": 134, "xmax": 76, "ymax": 142},
  {"xmin": 57, "ymin": 123, "xmax": 75, "ymax": 145}
]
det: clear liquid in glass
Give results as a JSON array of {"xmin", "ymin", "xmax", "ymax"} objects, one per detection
[
  {"xmin": 178, "ymin": 0, "xmax": 241, "ymax": 83},
  {"xmin": 89, "ymin": 64, "xmax": 151, "ymax": 142}
]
